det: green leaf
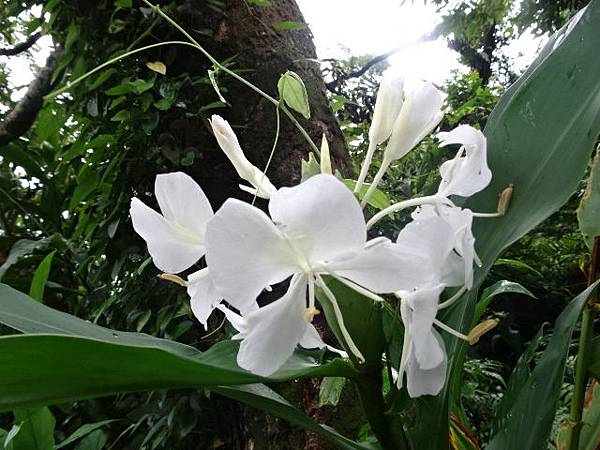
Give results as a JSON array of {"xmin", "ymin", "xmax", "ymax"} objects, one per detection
[
  {"xmin": 589, "ymin": 336, "xmax": 600, "ymax": 379},
  {"xmin": 69, "ymin": 166, "xmax": 100, "ymax": 208},
  {"xmin": 0, "ymin": 234, "xmax": 65, "ymax": 281},
  {"xmin": 272, "ymin": 21, "xmax": 307, "ymax": 31},
  {"xmin": 412, "ymin": 5, "xmax": 600, "ymax": 448},
  {"xmin": 104, "ymin": 84, "xmax": 133, "ymax": 96},
  {"xmin": 246, "ymin": 0, "xmax": 272, "ymax": 6},
  {"xmin": 301, "ymin": 153, "xmax": 321, "ymax": 182},
  {"xmin": 11, "ymin": 407, "xmax": 55, "ymax": 450},
  {"xmin": 493, "ymin": 258, "xmax": 543, "ymax": 276},
  {"xmin": 73, "ymin": 430, "xmax": 106, "ymax": 450},
  {"xmin": 317, "ymin": 276, "xmax": 385, "ymax": 367},
  {"xmin": 578, "ymin": 150, "xmax": 600, "ymax": 249},
  {"xmin": 556, "ymin": 380, "xmax": 600, "ymax": 450},
  {"xmin": 114, "ymin": 0, "xmax": 132, "ymax": 7},
  {"xmin": 109, "ymin": 109, "xmax": 131, "ymax": 122},
  {"xmin": 28, "ymin": 251, "xmax": 56, "ymax": 302},
  {"xmin": 277, "ymin": 71, "xmax": 310, "ymax": 119},
  {"xmin": 487, "ymin": 282, "xmax": 599, "ymax": 450},
  {"xmin": 153, "ymin": 98, "xmax": 173, "ymax": 111},
  {"xmin": 343, "ymin": 179, "xmax": 390, "ymax": 210},
  {"xmin": 55, "ymin": 420, "xmax": 116, "ymax": 449},
  {"xmin": 0, "ymin": 284, "xmax": 357, "ymax": 411},
  {"xmin": 474, "ymin": 280, "xmax": 536, "ymax": 323},
  {"xmin": 318, "ymin": 377, "xmax": 346, "ymax": 407},
  {"xmin": 214, "ymin": 384, "xmax": 377, "ymax": 450}
]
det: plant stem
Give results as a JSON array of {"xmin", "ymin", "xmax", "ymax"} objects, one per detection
[
  {"xmin": 355, "ymin": 368, "xmax": 410, "ymax": 450},
  {"xmin": 142, "ymin": 0, "xmax": 320, "ymax": 156},
  {"xmin": 567, "ymin": 235, "xmax": 599, "ymax": 450}
]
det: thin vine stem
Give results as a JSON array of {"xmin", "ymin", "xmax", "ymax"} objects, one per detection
[
  {"xmin": 44, "ymin": 41, "xmax": 197, "ymax": 100},
  {"xmin": 252, "ymin": 106, "xmax": 280, "ymax": 205},
  {"xmin": 141, "ymin": 0, "xmax": 320, "ymax": 156}
]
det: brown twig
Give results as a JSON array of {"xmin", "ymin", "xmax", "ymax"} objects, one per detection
[{"xmin": 0, "ymin": 32, "xmax": 43, "ymax": 57}]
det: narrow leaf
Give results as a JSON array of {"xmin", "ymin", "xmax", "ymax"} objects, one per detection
[{"xmin": 29, "ymin": 251, "xmax": 57, "ymax": 302}]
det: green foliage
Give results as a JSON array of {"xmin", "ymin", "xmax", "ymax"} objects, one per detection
[{"xmin": 487, "ymin": 283, "xmax": 598, "ymax": 450}]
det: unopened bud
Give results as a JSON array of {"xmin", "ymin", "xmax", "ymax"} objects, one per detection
[
  {"xmin": 497, "ymin": 184, "xmax": 513, "ymax": 216},
  {"xmin": 158, "ymin": 273, "xmax": 188, "ymax": 287},
  {"xmin": 320, "ymin": 134, "xmax": 332, "ymax": 175},
  {"xmin": 468, "ymin": 318, "xmax": 499, "ymax": 345}
]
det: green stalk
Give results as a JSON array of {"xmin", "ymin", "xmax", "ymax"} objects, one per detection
[
  {"xmin": 355, "ymin": 367, "xmax": 410, "ymax": 450},
  {"xmin": 567, "ymin": 235, "xmax": 599, "ymax": 450},
  {"xmin": 141, "ymin": 0, "xmax": 320, "ymax": 156}
]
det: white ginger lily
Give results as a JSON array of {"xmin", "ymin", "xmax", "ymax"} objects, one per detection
[
  {"xmin": 366, "ymin": 124, "xmax": 491, "ymax": 230},
  {"xmin": 130, "ymin": 172, "xmax": 221, "ymax": 329},
  {"xmin": 362, "ymin": 80, "xmax": 446, "ymax": 207},
  {"xmin": 205, "ymin": 174, "xmax": 431, "ymax": 376},
  {"xmin": 393, "ymin": 205, "xmax": 477, "ymax": 397},
  {"xmin": 437, "ymin": 125, "xmax": 491, "ymax": 198},
  {"xmin": 210, "ymin": 115, "xmax": 277, "ymax": 199},
  {"xmin": 355, "ymin": 70, "xmax": 404, "ymax": 193}
]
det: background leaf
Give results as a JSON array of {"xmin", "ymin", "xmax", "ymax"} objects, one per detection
[{"xmin": 28, "ymin": 251, "xmax": 56, "ymax": 302}]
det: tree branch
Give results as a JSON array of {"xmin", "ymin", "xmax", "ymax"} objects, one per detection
[
  {"xmin": 0, "ymin": 48, "xmax": 60, "ymax": 147},
  {"xmin": 325, "ymin": 31, "xmax": 438, "ymax": 92},
  {"xmin": 0, "ymin": 32, "xmax": 42, "ymax": 57}
]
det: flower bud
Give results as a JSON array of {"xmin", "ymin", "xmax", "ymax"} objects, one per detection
[
  {"xmin": 383, "ymin": 81, "xmax": 445, "ymax": 162},
  {"xmin": 368, "ymin": 70, "xmax": 405, "ymax": 145}
]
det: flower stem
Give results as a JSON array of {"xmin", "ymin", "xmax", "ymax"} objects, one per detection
[
  {"xmin": 252, "ymin": 106, "xmax": 280, "ymax": 205},
  {"xmin": 355, "ymin": 140, "xmax": 377, "ymax": 194},
  {"xmin": 366, "ymin": 194, "xmax": 450, "ymax": 230},
  {"xmin": 566, "ymin": 235, "xmax": 600, "ymax": 450},
  {"xmin": 142, "ymin": 0, "xmax": 320, "ymax": 156},
  {"xmin": 361, "ymin": 157, "xmax": 391, "ymax": 208},
  {"xmin": 355, "ymin": 369, "xmax": 410, "ymax": 450}
]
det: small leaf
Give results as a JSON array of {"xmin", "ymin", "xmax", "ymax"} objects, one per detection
[
  {"xmin": 301, "ymin": 153, "xmax": 321, "ymax": 182},
  {"xmin": 343, "ymin": 179, "xmax": 390, "ymax": 210},
  {"xmin": 109, "ymin": 110, "xmax": 130, "ymax": 122},
  {"xmin": 272, "ymin": 21, "xmax": 307, "ymax": 31},
  {"xmin": 246, "ymin": 0, "xmax": 271, "ymax": 6},
  {"xmin": 474, "ymin": 280, "xmax": 535, "ymax": 323},
  {"xmin": 277, "ymin": 71, "xmax": 310, "ymax": 119},
  {"xmin": 319, "ymin": 377, "xmax": 346, "ymax": 407},
  {"xmin": 114, "ymin": 0, "xmax": 132, "ymax": 8},
  {"xmin": 146, "ymin": 61, "xmax": 166, "ymax": 76},
  {"xmin": 28, "ymin": 251, "xmax": 57, "ymax": 303},
  {"xmin": 55, "ymin": 420, "xmax": 116, "ymax": 449},
  {"xmin": 11, "ymin": 407, "xmax": 55, "ymax": 450}
]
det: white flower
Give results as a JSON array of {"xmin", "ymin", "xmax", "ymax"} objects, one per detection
[
  {"xmin": 130, "ymin": 172, "xmax": 221, "ymax": 328},
  {"xmin": 130, "ymin": 172, "xmax": 213, "ymax": 273},
  {"xmin": 383, "ymin": 80, "xmax": 446, "ymax": 163},
  {"xmin": 210, "ymin": 115, "xmax": 276, "ymax": 199},
  {"xmin": 398, "ymin": 285, "xmax": 448, "ymax": 397},
  {"xmin": 205, "ymin": 174, "xmax": 430, "ymax": 376},
  {"xmin": 369, "ymin": 70, "xmax": 405, "ymax": 146},
  {"xmin": 437, "ymin": 125, "xmax": 491, "ymax": 198}
]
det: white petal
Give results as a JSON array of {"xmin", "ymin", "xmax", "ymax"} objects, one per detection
[
  {"xmin": 396, "ymin": 213, "xmax": 462, "ymax": 287},
  {"xmin": 237, "ymin": 274, "xmax": 308, "ymax": 376},
  {"xmin": 404, "ymin": 285, "xmax": 445, "ymax": 370},
  {"xmin": 327, "ymin": 238, "xmax": 432, "ymax": 293},
  {"xmin": 406, "ymin": 330, "xmax": 447, "ymax": 397},
  {"xmin": 299, "ymin": 324, "xmax": 347, "ymax": 357},
  {"xmin": 130, "ymin": 198, "xmax": 205, "ymax": 273},
  {"xmin": 437, "ymin": 125, "xmax": 491, "ymax": 197},
  {"xmin": 269, "ymin": 174, "xmax": 366, "ymax": 264},
  {"xmin": 384, "ymin": 81, "xmax": 445, "ymax": 162},
  {"xmin": 187, "ymin": 269, "xmax": 221, "ymax": 330},
  {"xmin": 205, "ymin": 198, "xmax": 297, "ymax": 311},
  {"xmin": 215, "ymin": 303, "xmax": 248, "ymax": 338},
  {"xmin": 155, "ymin": 172, "xmax": 214, "ymax": 238},
  {"xmin": 369, "ymin": 70, "xmax": 404, "ymax": 145}
]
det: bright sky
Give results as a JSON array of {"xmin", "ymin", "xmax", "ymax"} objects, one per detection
[{"xmin": 2, "ymin": 2, "xmax": 546, "ymax": 98}]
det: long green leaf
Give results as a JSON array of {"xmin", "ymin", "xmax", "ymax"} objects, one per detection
[
  {"xmin": 578, "ymin": 150, "xmax": 600, "ymax": 249},
  {"xmin": 0, "ymin": 284, "xmax": 356, "ymax": 412},
  {"xmin": 214, "ymin": 384, "xmax": 379, "ymax": 450},
  {"xmin": 487, "ymin": 282, "xmax": 599, "ymax": 450},
  {"xmin": 412, "ymin": 4, "xmax": 600, "ymax": 449},
  {"xmin": 474, "ymin": 279, "xmax": 535, "ymax": 323}
]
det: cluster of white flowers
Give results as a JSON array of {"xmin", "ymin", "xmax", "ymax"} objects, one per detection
[{"xmin": 130, "ymin": 70, "xmax": 497, "ymax": 398}]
